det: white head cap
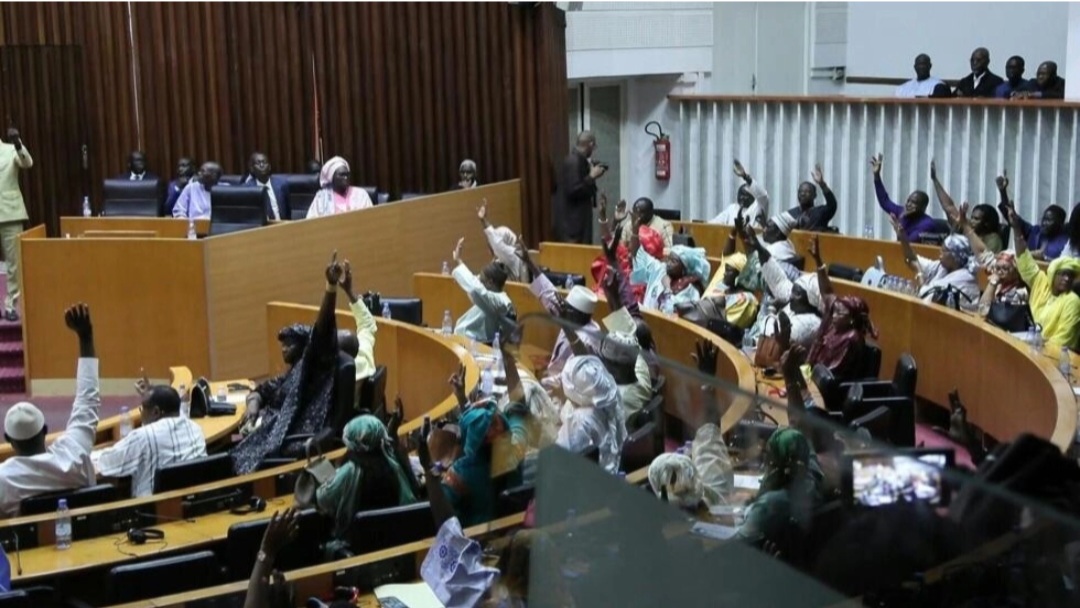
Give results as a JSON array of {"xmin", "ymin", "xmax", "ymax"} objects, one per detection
[
  {"xmin": 4, "ymin": 402, "xmax": 45, "ymax": 441},
  {"xmin": 565, "ymin": 285, "xmax": 597, "ymax": 315}
]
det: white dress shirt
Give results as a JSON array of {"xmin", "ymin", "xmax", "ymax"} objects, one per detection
[
  {"xmin": 256, "ymin": 179, "xmax": 281, "ymax": 220},
  {"xmin": 710, "ymin": 179, "xmax": 770, "ymax": 229},
  {"xmin": 895, "ymin": 77, "xmax": 945, "ymax": 98},
  {"xmin": 0, "ymin": 358, "xmax": 100, "ymax": 516},
  {"xmin": 91, "ymin": 415, "xmax": 207, "ymax": 497}
]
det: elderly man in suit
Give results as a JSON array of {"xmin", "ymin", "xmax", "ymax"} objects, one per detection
[
  {"xmin": 241, "ymin": 152, "xmax": 291, "ymax": 220},
  {"xmin": 0, "ymin": 127, "xmax": 32, "ymax": 321},
  {"xmin": 117, "ymin": 150, "xmax": 159, "ymax": 182}
]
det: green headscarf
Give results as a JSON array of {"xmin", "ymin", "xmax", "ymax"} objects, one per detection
[
  {"xmin": 317, "ymin": 415, "xmax": 417, "ymax": 545},
  {"xmin": 759, "ymin": 427, "xmax": 819, "ymax": 494}
]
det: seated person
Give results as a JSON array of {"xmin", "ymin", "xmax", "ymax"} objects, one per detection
[
  {"xmin": 91, "ymin": 384, "xmax": 207, "ymax": 497},
  {"xmin": 594, "ymin": 281, "xmax": 653, "ymax": 415},
  {"xmin": 429, "ymin": 401, "xmax": 511, "ymax": 526},
  {"xmin": 617, "ymin": 196, "xmax": 674, "ymax": 253},
  {"xmin": 994, "ymin": 55, "xmax": 1032, "ymax": 99},
  {"xmin": 242, "ymin": 323, "xmax": 310, "ymax": 436},
  {"xmin": 710, "ymin": 160, "xmax": 770, "ymax": 229},
  {"xmin": 701, "ymin": 251, "xmax": 759, "ymax": 328},
  {"xmin": 557, "ymin": 355, "xmax": 627, "ymax": 475},
  {"xmin": 0, "ymin": 304, "xmax": 98, "ymax": 516},
  {"xmin": 449, "ymin": 237, "xmax": 515, "ymax": 345},
  {"xmin": 629, "ymin": 215, "xmax": 711, "ymax": 315},
  {"xmin": 895, "ymin": 54, "xmax": 947, "ymax": 98},
  {"xmin": 172, "ymin": 161, "xmax": 223, "ymax": 220},
  {"xmin": 788, "ymin": 164, "xmax": 837, "ymax": 232},
  {"xmin": 891, "ymin": 216, "xmax": 981, "ymax": 312},
  {"xmin": 747, "ymin": 225, "xmax": 823, "ymax": 348},
  {"xmin": 1008, "ymin": 208, "xmax": 1080, "ymax": 349},
  {"xmin": 870, "ymin": 153, "xmax": 936, "ymax": 242},
  {"xmin": 1015, "ymin": 61, "xmax": 1065, "ymax": 100},
  {"xmin": 930, "ymin": 161, "xmax": 1003, "ymax": 252},
  {"xmin": 305, "ymin": 156, "xmax": 373, "ymax": 218},
  {"xmin": 515, "ymin": 242, "xmax": 601, "ymax": 379},
  {"xmin": 164, "ymin": 157, "xmax": 196, "ymax": 216},
  {"xmin": 979, "ymin": 250, "xmax": 1030, "ymax": 311},
  {"xmin": 232, "ymin": 253, "xmax": 344, "ymax": 474},
  {"xmin": 954, "ymin": 47, "xmax": 1003, "ymax": 98},
  {"xmin": 997, "ymin": 173, "xmax": 1068, "ymax": 260},
  {"xmin": 337, "ymin": 262, "xmax": 377, "ymax": 382},
  {"xmin": 315, "ymin": 414, "xmax": 417, "ymax": 556},
  {"xmin": 241, "ymin": 151, "xmax": 291, "ymax": 220},
  {"xmin": 456, "ymin": 159, "xmax": 479, "ymax": 189},
  {"xmin": 735, "ymin": 427, "xmax": 823, "ymax": 547},
  {"xmin": 805, "ymin": 237, "xmax": 879, "ymax": 382},
  {"xmin": 118, "ymin": 150, "xmax": 157, "ymax": 181},
  {"xmin": 477, "ymin": 201, "xmax": 528, "ymax": 283}
]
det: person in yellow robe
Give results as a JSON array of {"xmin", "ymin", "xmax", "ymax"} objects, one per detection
[{"xmin": 1010, "ymin": 208, "xmax": 1080, "ymax": 349}]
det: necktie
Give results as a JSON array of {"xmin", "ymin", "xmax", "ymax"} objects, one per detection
[{"xmin": 264, "ymin": 183, "xmax": 280, "ymax": 220}]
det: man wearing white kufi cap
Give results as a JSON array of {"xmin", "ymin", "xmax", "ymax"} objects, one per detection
[
  {"xmin": 556, "ymin": 355, "xmax": 627, "ymax": 475},
  {"xmin": 0, "ymin": 304, "xmax": 100, "ymax": 516}
]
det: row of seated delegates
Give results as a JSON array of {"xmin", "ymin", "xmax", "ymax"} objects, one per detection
[
  {"xmin": 448, "ymin": 236, "xmax": 515, "ymax": 345},
  {"xmin": 0, "ymin": 305, "xmax": 97, "ymax": 516},
  {"xmin": 476, "ymin": 200, "xmax": 529, "ymax": 283},
  {"xmin": 895, "ymin": 48, "xmax": 1065, "ymax": 99},
  {"xmin": 710, "ymin": 160, "xmax": 770, "ymax": 229},
  {"xmin": 706, "ymin": 162, "xmax": 838, "ymax": 233}
]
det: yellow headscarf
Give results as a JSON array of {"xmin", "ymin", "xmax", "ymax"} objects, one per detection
[{"xmin": 1048, "ymin": 256, "xmax": 1080, "ymax": 281}]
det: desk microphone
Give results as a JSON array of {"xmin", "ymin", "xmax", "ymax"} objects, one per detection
[{"xmin": 10, "ymin": 532, "xmax": 22, "ymax": 576}]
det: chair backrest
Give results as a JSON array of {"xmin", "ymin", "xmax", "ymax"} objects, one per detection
[
  {"xmin": 381, "ymin": 298, "xmax": 423, "ymax": 326},
  {"xmin": 348, "ymin": 501, "xmax": 436, "ymax": 553},
  {"xmin": 861, "ymin": 342, "xmax": 883, "ymax": 380},
  {"xmin": 891, "ymin": 353, "xmax": 918, "ymax": 398},
  {"xmin": 284, "ymin": 173, "xmax": 319, "ymax": 219},
  {"xmin": 225, "ymin": 508, "xmax": 324, "ymax": 580},
  {"xmin": 540, "ymin": 269, "xmax": 585, "ymax": 288},
  {"xmin": 102, "ymin": 178, "xmax": 163, "ymax": 217},
  {"xmin": 811, "ymin": 363, "xmax": 842, "ymax": 412},
  {"xmin": 356, "ymin": 365, "xmax": 388, "ymax": 416},
  {"xmin": 219, "ymin": 173, "xmax": 244, "ymax": 185},
  {"xmin": 19, "ymin": 483, "xmax": 117, "ymax": 516},
  {"xmin": 359, "ymin": 186, "xmax": 378, "ymax": 203},
  {"xmin": 108, "ymin": 550, "xmax": 221, "ymax": 603},
  {"xmin": 841, "ymin": 381, "xmax": 865, "ymax": 421},
  {"xmin": 400, "ymin": 192, "xmax": 425, "ymax": 201},
  {"xmin": 671, "ymin": 232, "xmax": 696, "ymax": 248},
  {"xmin": 210, "ymin": 186, "xmax": 268, "ymax": 236},
  {"xmin": 849, "ymin": 403, "xmax": 892, "ymax": 442},
  {"xmin": 153, "ymin": 453, "xmax": 234, "ymax": 494},
  {"xmin": 0, "ymin": 591, "xmax": 29, "ymax": 607},
  {"xmin": 620, "ymin": 421, "xmax": 658, "ymax": 473},
  {"xmin": 653, "ymin": 208, "xmax": 681, "ymax": 221},
  {"xmin": 331, "ymin": 352, "xmax": 357, "ymax": 435}
]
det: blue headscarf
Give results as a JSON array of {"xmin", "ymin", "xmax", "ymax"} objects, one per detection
[
  {"xmin": 943, "ymin": 234, "xmax": 978, "ymax": 273},
  {"xmin": 671, "ymin": 245, "xmax": 711, "ymax": 284}
]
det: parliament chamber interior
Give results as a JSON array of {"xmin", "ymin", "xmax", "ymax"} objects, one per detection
[{"xmin": 2, "ymin": 1, "xmax": 1080, "ymax": 607}]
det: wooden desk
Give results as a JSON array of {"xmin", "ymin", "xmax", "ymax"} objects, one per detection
[
  {"xmin": 411, "ymin": 273, "xmax": 758, "ymax": 434},
  {"xmin": 58, "ymin": 217, "xmax": 211, "ymax": 239},
  {"xmin": 536, "ymin": 242, "xmax": 724, "ymax": 289}
]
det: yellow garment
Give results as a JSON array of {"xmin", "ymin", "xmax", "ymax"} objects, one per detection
[
  {"xmin": 705, "ymin": 252, "xmax": 748, "ymax": 298},
  {"xmin": 348, "ymin": 300, "xmax": 378, "ymax": 380},
  {"xmin": 1017, "ymin": 250, "xmax": 1080, "ymax": 349},
  {"xmin": 0, "ymin": 142, "xmax": 32, "ymax": 223},
  {"xmin": 724, "ymin": 292, "xmax": 759, "ymax": 329}
]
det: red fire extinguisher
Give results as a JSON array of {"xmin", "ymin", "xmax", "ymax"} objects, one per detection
[{"xmin": 646, "ymin": 121, "xmax": 670, "ymax": 181}]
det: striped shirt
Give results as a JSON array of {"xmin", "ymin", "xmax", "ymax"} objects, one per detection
[{"xmin": 91, "ymin": 416, "xmax": 207, "ymax": 497}]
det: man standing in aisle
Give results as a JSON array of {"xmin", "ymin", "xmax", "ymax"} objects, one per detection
[
  {"xmin": 554, "ymin": 131, "xmax": 607, "ymax": 243},
  {"xmin": 0, "ymin": 127, "xmax": 32, "ymax": 322}
]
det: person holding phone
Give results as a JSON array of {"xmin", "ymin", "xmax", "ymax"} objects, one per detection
[
  {"xmin": 554, "ymin": 130, "xmax": 606, "ymax": 244},
  {"xmin": 0, "ymin": 126, "xmax": 32, "ymax": 321}
]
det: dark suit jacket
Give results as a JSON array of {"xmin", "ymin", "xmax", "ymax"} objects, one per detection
[
  {"xmin": 1035, "ymin": 76, "xmax": 1066, "ymax": 100},
  {"xmin": 241, "ymin": 174, "xmax": 292, "ymax": 220},
  {"xmin": 115, "ymin": 171, "xmax": 160, "ymax": 182},
  {"xmin": 163, "ymin": 179, "xmax": 184, "ymax": 216},
  {"xmin": 955, "ymin": 71, "xmax": 1004, "ymax": 98},
  {"xmin": 553, "ymin": 150, "xmax": 596, "ymax": 243}
]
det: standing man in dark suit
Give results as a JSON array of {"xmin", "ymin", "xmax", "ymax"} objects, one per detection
[
  {"xmin": 554, "ymin": 131, "xmax": 607, "ymax": 243},
  {"xmin": 242, "ymin": 152, "xmax": 291, "ymax": 220},
  {"xmin": 954, "ymin": 47, "xmax": 1003, "ymax": 98},
  {"xmin": 117, "ymin": 150, "xmax": 159, "ymax": 181}
]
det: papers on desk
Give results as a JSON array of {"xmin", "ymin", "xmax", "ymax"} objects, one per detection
[
  {"xmin": 689, "ymin": 521, "xmax": 738, "ymax": 541},
  {"xmin": 374, "ymin": 582, "xmax": 445, "ymax": 608},
  {"xmin": 734, "ymin": 474, "xmax": 763, "ymax": 491}
]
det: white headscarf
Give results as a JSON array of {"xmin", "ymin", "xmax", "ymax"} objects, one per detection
[
  {"xmin": 558, "ymin": 355, "xmax": 627, "ymax": 474},
  {"xmin": 794, "ymin": 272, "xmax": 823, "ymax": 310},
  {"xmin": 319, "ymin": 156, "xmax": 350, "ymax": 189},
  {"xmin": 648, "ymin": 453, "xmax": 702, "ymax": 509}
]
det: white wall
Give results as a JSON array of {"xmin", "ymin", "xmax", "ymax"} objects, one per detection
[
  {"xmin": 566, "ymin": 2, "xmax": 713, "ymax": 79},
  {"xmin": 845, "ymin": 2, "xmax": 1069, "ymax": 97},
  {"xmin": 623, "ymin": 74, "xmax": 702, "ymax": 208},
  {"xmin": 1067, "ymin": 3, "xmax": 1080, "ymax": 98}
]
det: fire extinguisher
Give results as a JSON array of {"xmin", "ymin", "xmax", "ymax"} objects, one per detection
[{"xmin": 645, "ymin": 121, "xmax": 670, "ymax": 181}]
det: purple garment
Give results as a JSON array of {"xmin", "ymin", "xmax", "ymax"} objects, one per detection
[
  {"xmin": 873, "ymin": 176, "xmax": 937, "ymax": 241},
  {"xmin": 172, "ymin": 181, "xmax": 213, "ymax": 219}
]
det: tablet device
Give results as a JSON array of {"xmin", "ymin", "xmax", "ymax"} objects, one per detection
[{"xmin": 842, "ymin": 448, "xmax": 954, "ymax": 508}]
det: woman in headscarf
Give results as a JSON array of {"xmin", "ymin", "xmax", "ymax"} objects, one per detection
[
  {"xmin": 891, "ymin": 216, "xmax": 980, "ymax": 312},
  {"xmin": 316, "ymin": 415, "xmax": 417, "ymax": 555},
  {"xmin": 438, "ymin": 400, "xmax": 512, "ymax": 526},
  {"xmin": 1009, "ymin": 207, "xmax": 1080, "ymax": 349},
  {"xmin": 736, "ymin": 428, "xmax": 824, "ymax": 548},
  {"xmin": 240, "ymin": 323, "xmax": 310, "ymax": 436},
  {"xmin": 306, "ymin": 156, "xmax": 374, "ymax": 219},
  {"xmin": 556, "ymin": 355, "xmax": 627, "ymax": 475},
  {"xmin": 700, "ymin": 252, "xmax": 759, "ymax": 329},
  {"xmin": 495, "ymin": 345, "xmax": 559, "ymax": 486},
  {"xmin": 476, "ymin": 201, "xmax": 528, "ymax": 283},
  {"xmin": 978, "ymin": 250, "xmax": 1030, "ymax": 309},
  {"xmin": 232, "ymin": 253, "xmax": 344, "ymax": 474},
  {"xmin": 457, "ymin": 159, "xmax": 479, "ymax": 189},
  {"xmin": 628, "ymin": 215, "xmax": 710, "ymax": 314}
]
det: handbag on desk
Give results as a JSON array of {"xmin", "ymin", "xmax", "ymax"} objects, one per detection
[
  {"xmin": 754, "ymin": 315, "xmax": 784, "ymax": 369},
  {"xmin": 986, "ymin": 302, "xmax": 1034, "ymax": 333},
  {"xmin": 294, "ymin": 439, "xmax": 337, "ymax": 508}
]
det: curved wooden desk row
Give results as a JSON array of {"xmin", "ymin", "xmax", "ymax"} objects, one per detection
[
  {"xmin": 534, "ymin": 240, "xmax": 1076, "ymax": 452},
  {"xmin": 58, "ymin": 217, "xmax": 212, "ymax": 239},
  {"xmin": 3, "ymin": 315, "xmax": 473, "ymax": 582},
  {"xmin": 410, "ymin": 273, "xmax": 758, "ymax": 434}
]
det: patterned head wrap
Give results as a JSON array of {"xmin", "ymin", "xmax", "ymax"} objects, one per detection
[{"xmin": 943, "ymin": 234, "xmax": 977, "ymax": 273}]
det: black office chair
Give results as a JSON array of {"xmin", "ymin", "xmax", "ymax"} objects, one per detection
[
  {"xmin": 860, "ymin": 343, "xmax": 883, "ymax": 380},
  {"xmin": 540, "ymin": 268, "xmax": 585, "ymax": 289},
  {"xmin": 653, "ymin": 208, "xmax": 681, "ymax": 221},
  {"xmin": 349, "ymin": 501, "xmax": 436, "ymax": 553},
  {"xmin": 359, "ymin": 186, "xmax": 378, "ymax": 203},
  {"xmin": 225, "ymin": 508, "xmax": 324, "ymax": 580},
  {"xmin": 826, "ymin": 263, "xmax": 863, "ymax": 283},
  {"xmin": 380, "ymin": 298, "xmax": 424, "ymax": 326},
  {"xmin": 811, "ymin": 364, "xmax": 843, "ymax": 412},
  {"xmin": 209, "ymin": 186, "xmax": 269, "ymax": 236},
  {"xmin": 496, "ymin": 484, "xmax": 535, "ymax": 517},
  {"xmin": 850, "ymin": 403, "xmax": 893, "ymax": 443},
  {"xmin": 19, "ymin": 484, "xmax": 116, "ymax": 516},
  {"xmin": 620, "ymin": 421, "xmax": 659, "ymax": 473},
  {"xmin": 329, "ymin": 352, "xmax": 358, "ymax": 437},
  {"xmin": 842, "ymin": 354, "xmax": 917, "ymax": 446},
  {"xmin": 153, "ymin": 453, "xmax": 234, "ymax": 493},
  {"xmin": 400, "ymin": 192, "xmax": 425, "ymax": 201},
  {"xmin": 672, "ymin": 232, "xmax": 696, "ymax": 248},
  {"xmin": 101, "ymin": 179, "xmax": 163, "ymax": 217},
  {"xmin": 844, "ymin": 353, "xmax": 917, "ymax": 401},
  {"xmin": 356, "ymin": 364, "xmax": 388, "ymax": 417},
  {"xmin": 219, "ymin": 173, "xmax": 244, "ymax": 185},
  {"xmin": 284, "ymin": 173, "xmax": 319, "ymax": 219},
  {"xmin": 108, "ymin": 550, "xmax": 221, "ymax": 603},
  {"xmin": 582, "ymin": 445, "xmax": 600, "ymax": 464}
]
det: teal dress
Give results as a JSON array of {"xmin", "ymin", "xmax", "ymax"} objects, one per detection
[{"xmin": 442, "ymin": 401, "xmax": 513, "ymax": 526}]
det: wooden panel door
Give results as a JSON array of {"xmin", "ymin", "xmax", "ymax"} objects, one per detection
[{"xmin": 0, "ymin": 45, "xmax": 89, "ymax": 235}]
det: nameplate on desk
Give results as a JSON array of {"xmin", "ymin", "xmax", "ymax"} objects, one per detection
[
  {"xmin": 181, "ymin": 487, "xmax": 246, "ymax": 519},
  {"xmin": 734, "ymin": 474, "xmax": 762, "ymax": 490}
]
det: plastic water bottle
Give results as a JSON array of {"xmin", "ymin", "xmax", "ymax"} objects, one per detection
[
  {"xmin": 55, "ymin": 499, "xmax": 72, "ymax": 550},
  {"xmin": 178, "ymin": 384, "xmax": 190, "ymax": 418},
  {"xmin": 875, "ymin": 256, "xmax": 885, "ymax": 271},
  {"xmin": 186, "ymin": 219, "xmax": 196, "ymax": 240},
  {"xmin": 81, "ymin": 196, "xmax": 91, "ymax": 217},
  {"xmin": 564, "ymin": 275, "xmax": 575, "ymax": 290},
  {"xmin": 480, "ymin": 364, "xmax": 494, "ymax": 395},
  {"xmin": 863, "ymin": 223, "xmax": 874, "ymax": 239},
  {"xmin": 119, "ymin": 406, "xmax": 133, "ymax": 437},
  {"xmin": 492, "ymin": 331, "xmax": 502, "ymax": 364},
  {"xmin": 441, "ymin": 261, "xmax": 450, "ymax": 275},
  {"xmin": 1060, "ymin": 346, "xmax": 1072, "ymax": 381},
  {"xmin": 381, "ymin": 302, "xmax": 392, "ymax": 319},
  {"xmin": 1027, "ymin": 326, "xmax": 1038, "ymax": 355},
  {"xmin": 441, "ymin": 310, "xmax": 453, "ymax": 336}
]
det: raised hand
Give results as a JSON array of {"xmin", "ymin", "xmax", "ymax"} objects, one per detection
[
  {"xmin": 956, "ymin": 202, "xmax": 970, "ymax": 227},
  {"xmin": 614, "ymin": 199, "xmax": 628, "ymax": 222},
  {"xmin": 929, "ymin": 160, "xmax": 938, "ymax": 182},
  {"xmin": 476, "ymin": 199, "xmax": 488, "ymax": 222},
  {"xmin": 452, "ymin": 237, "xmax": 465, "ymax": 265},
  {"xmin": 780, "ymin": 344, "xmax": 807, "ymax": 379},
  {"xmin": 338, "ymin": 260, "xmax": 353, "ymax": 293},
  {"xmin": 134, "ymin": 367, "xmax": 151, "ymax": 398},
  {"xmin": 417, "ymin": 416, "xmax": 434, "ymax": 471},
  {"xmin": 869, "ymin": 153, "xmax": 883, "ymax": 176},
  {"xmin": 589, "ymin": 162, "xmax": 606, "ymax": 180},
  {"xmin": 260, "ymin": 508, "xmax": 301, "ymax": 559},
  {"xmin": 324, "ymin": 251, "xmax": 343, "ymax": 285},
  {"xmin": 598, "ymin": 192, "xmax": 609, "ymax": 224},
  {"xmin": 448, "ymin": 364, "xmax": 468, "ymax": 407},
  {"xmin": 388, "ymin": 396, "xmax": 405, "ymax": 438},
  {"xmin": 808, "ymin": 234, "xmax": 821, "ymax": 264},
  {"xmin": 995, "ymin": 171, "xmax": 1009, "ymax": 191},
  {"xmin": 1006, "ymin": 206, "xmax": 1021, "ymax": 229},
  {"xmin": 64, "ymin": 303, "xmax": 93, "ymax": 338},
  {"xmin": 810, "ymin": 164, "xmax": 825, "ymax": 186},
  {"xmin": 742, "ymin": 224, "xmax": 760, "ymax": 249},
  {"xmin": 733, "ymin": 211, "xmax": 745, "ymax": 235},
  {"xmin": 691, "ymin": 340, "xmax": 719, "ymax": 376},
  {"xmin": 733, "ymin": 159, "xmax": 749, "ymax": 181}
]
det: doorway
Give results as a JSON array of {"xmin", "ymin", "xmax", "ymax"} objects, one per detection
[{"xmin": 568, "ymin": 82, "xmax": 624, "ymax": 244}]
